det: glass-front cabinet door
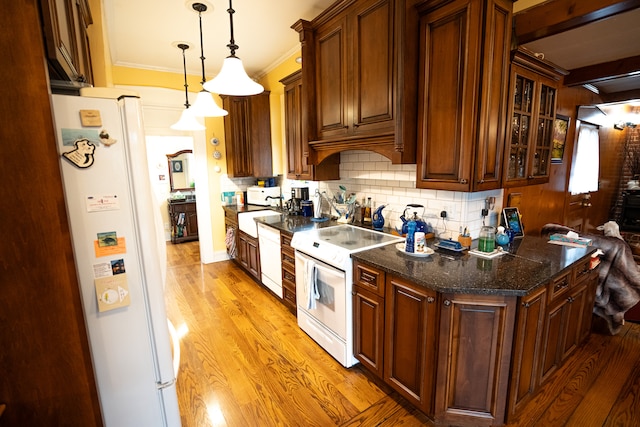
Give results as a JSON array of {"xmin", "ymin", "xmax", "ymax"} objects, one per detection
[{"xmin": 503, "ymin": 48, "xmax": 564, "ymax": 187}]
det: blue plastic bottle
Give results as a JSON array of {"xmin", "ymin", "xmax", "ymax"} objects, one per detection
[{"xmin": 405, "ymin": 220, "xmax": 416, "ymax": 253}]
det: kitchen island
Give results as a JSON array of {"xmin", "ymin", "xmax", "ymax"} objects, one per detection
[{"xmin": 350, "ymin": 236, "xmax": 599, "ymax": 426}]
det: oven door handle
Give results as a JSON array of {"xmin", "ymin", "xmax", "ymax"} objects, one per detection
[{"xmin": 295, "ymin": 251, "xmax": 346, "ymax": 280}]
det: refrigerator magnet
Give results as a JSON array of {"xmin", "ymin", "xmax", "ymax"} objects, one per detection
[
  {"xmin": 62, "ymin": 138, "xmax": 95, "ymax": 169},
  {"xmin": 95, "ymin": 274, "xmax": 131, "ymax": 312},
  {"xmin": 97, "ymin": 231, "xmax": 118, "ymax": 247},
  {"xmin": 80, "ymin": 109, "xmax": 102, "ymax": 126},
  {"xmin": 99, "ymin": 129, "xmax": 117, "ymax": 146}
]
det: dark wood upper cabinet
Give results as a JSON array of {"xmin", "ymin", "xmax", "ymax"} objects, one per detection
[
  {"xmin": 416, "ymin": 0, "xmax": 512, "ymax": 191},
  {"xmin": 40, "ymin": 0, "xmax": 94, "ymax": 86},
  {"xmin": 293, "ymin": 0, "xmax": 418, "ymax": 165},
  {"xmin": 280, "ymin": 70, "xmax": 339, "ymax": 181},
  {"xmin": 221, "ymin": 92, "xmax": 273, "ymax": 178},
  {"xmin": 502, "ymin": 47, "xmax": 567, "ymax": 187}
]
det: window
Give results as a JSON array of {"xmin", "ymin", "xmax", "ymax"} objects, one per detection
[{"xmin": 568, "ymin": 123, "xmax": 599, "ymax": 195}]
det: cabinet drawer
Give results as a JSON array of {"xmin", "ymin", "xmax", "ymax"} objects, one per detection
[
  {"xmin": 282, "ymin": 252, "xmax": 295, "ymax": 271},
  {"xmin": 548, "ymin": 270, "xmax": 571, "ymax": 303},
  {"xmin": 354, "ymin": 262, "xmax": 385, "ymax": 297},
  {"xmin": 281, "ymin": 233, "xmax": 293, "ymax": 247},
  {"xmin": 282, "ymin": 270, "xmax": 296, "ymax": 286},
  {"xmin": 283, "ymin": 284, "xmax": 297, "ymax": 306},
  {"xmin": 573, "ymin": 258, "xmax": 593, "ymax": 286}
]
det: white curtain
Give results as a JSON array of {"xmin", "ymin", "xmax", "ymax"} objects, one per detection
[{"xmin": 569, "ymin": 123, "xmax": 600, "ymax": 195}]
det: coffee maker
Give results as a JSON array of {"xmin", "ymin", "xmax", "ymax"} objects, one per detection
[{"xmin": 289, "ymin": 187, "xmax": 309, "ymax": 215}]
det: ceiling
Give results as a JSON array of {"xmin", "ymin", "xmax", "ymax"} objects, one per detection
[
  {"xmin": 104, "ymin": 0, "xmax": 335, "ymax": 79},
  {"xmin": 516, "ymin": 3, "xmax": 640, "ymax": 105},
  {"xmin": 104, "ymin": 0, "xmax": 640, "ymax": 104}
]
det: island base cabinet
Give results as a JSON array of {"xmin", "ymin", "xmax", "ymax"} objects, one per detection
[
  {"xmin": 434, "ymin": 293, "xmax": 516, "ymax": 426},
  {"xmin": 507, "ymin": 285, "xmax": 547, "ymax": 419},
  {"xmin": 384, "ymin": 276, "xmax": 438, "ymax": 416}
]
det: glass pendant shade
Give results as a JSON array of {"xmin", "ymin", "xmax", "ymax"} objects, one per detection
[
  {"xmin": 190, "ymin": 90, "xmax": 228, "ymax": 117},
  {"xmin": 203, "ymin": 56, "xmax": 264, "ymax": 96},
  {"xmin": 170, "ymin": 108, "xmax": 206, "ymax": 131}
]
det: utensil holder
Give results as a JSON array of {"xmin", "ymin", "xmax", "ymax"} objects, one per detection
[{"xmin": 458, "ymin": 235, "xmax": 472, "ymax": 248}]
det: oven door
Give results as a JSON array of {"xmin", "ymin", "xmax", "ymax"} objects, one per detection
[{"xmin": 295, "ymin": 250, "xmax": 347, "ymax": 340}]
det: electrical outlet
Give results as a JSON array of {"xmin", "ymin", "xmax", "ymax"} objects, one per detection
[{"xmin": 440, "ymin": 210, "xmax": 447, "ymax": 218}]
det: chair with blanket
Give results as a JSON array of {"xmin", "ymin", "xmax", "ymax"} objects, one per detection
[{"xmin": 541, "ymin": 223, "xmax": 640, "ymax": 334}]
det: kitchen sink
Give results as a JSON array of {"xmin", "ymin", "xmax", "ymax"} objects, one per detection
[{"xmin": 237, "ymin": 210, "xmax": 282, "ymax": 238}]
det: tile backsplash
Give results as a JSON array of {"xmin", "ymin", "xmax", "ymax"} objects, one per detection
[
  {"xmin": 223, "ymin": 150, "xmax": 504, "ymax": 239},
  {"xmin": 290, "ymin": 150, "xmax": 504, "ymax": 239}
]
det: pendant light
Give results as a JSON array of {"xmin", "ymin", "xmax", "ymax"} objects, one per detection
[
  {"xmin": 203, "ymin": 0, "xmax": 264, "ymax": 96},
  {"xmin": 189, "ymin": 2, "xmax": 228, "ymax": 117},
  {"xmin": 171, "ymin": 43, "xmax": 206, "ymax": 131}
]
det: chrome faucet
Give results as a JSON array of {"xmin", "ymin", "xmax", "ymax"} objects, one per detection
[{"xmin": 265, "ymin": 195, "xmax": 284, "ymax": 210}]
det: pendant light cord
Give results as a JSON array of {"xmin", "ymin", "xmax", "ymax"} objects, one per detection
[
  {"xmin": 193, "ymin": 3, "xmax": 207, "ymax": 86},
  {"xmin": 226, "ymin": 0, "xmax": 238, "ymax": 57},
  {"xmin": 178, "ymin": 43, "xmax": 190, "ymax": 108}
]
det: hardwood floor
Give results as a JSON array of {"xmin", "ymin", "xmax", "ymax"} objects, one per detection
[{"xmin": 165, "ymin": 241, "xmax": 640, "ymax": 426}]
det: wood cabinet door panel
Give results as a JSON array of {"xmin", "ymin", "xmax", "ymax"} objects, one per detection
[
  {"xmin": 40, "ymin": 0, "xmax": 93, "ymax": 83},
  {"xmin": 507, "ymin": 285, "xmax": 547, "ymax": 420},
  {"xmin": 561, "ymin": 285, "xmax": 587, "ymax": 360},
  {"xmin": 316, "ymin": 16, "xmax": 349, "ymax": 139},
  {"xmin": 539, "ymin": 299, "xmax": 566, "ymax": 384},
  {"xmin": 222, "ymin": 93, "xmax": 272, "ymax": 178},
  {"xmin": 385, "ymin": 276, "xmax": 437, "ymax": 415},
  {"xmin": 353, "ymin": 286, "xmax": 385, "ymax": 378},
  {"xmin": 473, "ymin": 0, "xmax": 511, "ymax": 189},
  {"xmin": 247, "ymin": 238, "xmax": 260, "ymax": 280},
  {"xmin": 351, "ymin": 0, "xmax": 394, "ymax": 133},
  {"xmin": 224, "ymin": 97, "xmax": 252, "ymax": 177},
  {"xmin": 435, "ymin": 293, "xmax": 515, "ymax": 426},
  {"xmin": 416, "ymin": 0, "xmax": 480, "ymax": 191}
]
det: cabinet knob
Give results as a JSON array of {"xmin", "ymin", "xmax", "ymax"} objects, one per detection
[
  {"xmin": 443, "ymin": 299, "xmax": 451, "ymax": 306},
  {"xmin": 528, "ymin": 175, "xmax": 534, "ymax": 179},
  {"xmin": 460, "ymin": 179, "xmax": 468, "ymax": 184},
  {"xmin": 352, "ymin": 291, "xmax": 357, "ymax": 296},
  {"xmin": 478, "ymin": 179, "xmax": 485, "ymax": 184},
  {"xmin": 522, "ymin": 302, "xmax": 531, "ymax": 308},
  {"xmin": 427, "ymin": 296, "xmax": 435, "ymax": 304}
]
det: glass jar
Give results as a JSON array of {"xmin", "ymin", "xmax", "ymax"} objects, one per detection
[{"xmin": 478, "ymin": 225, "xmax": 496, "ymax": 253}]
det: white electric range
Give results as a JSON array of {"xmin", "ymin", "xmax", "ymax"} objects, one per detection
[{"xmin": 291, "ymin": 225, "xmax": 404, "ymax": 367}]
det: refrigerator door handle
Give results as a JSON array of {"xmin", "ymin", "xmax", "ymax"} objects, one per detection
[{"xmin": 157, "ymin": 378, "xmax": 176, "ymax": 390}]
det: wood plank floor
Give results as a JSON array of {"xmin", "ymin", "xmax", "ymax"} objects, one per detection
[{"xmin": 165, "ymin": 241, "xmax": 640, "ymax": 426}]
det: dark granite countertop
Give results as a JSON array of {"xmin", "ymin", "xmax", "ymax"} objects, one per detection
[
  {"xmin": 223, "ymin": 204, "xmax": 397, "ymax": 236},
  {"xmin": 351, "ymin": 237, "xmax": 597, "ymax": 296}
]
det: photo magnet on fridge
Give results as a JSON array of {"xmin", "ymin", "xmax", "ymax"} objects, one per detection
[{"xmin": 62, "ymin": 138, "xmax": 96, "ymax": 169}]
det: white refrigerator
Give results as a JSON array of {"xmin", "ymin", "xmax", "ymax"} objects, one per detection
[{"xmin": 51, "ymin": 91, "xmax": 181, "ymax": 427}]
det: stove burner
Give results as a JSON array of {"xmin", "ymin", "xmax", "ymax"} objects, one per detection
[
  {"xmin": 340, "ymin": 240, "xmax": 358, "ymax": 245},
  {"xmin": 362, "ymin": 234, "xmax": 383, "ymax": 241}
]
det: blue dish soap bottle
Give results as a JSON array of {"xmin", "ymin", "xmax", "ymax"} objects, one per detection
[{"xmin": 405, "ymin": 220, "xmax": 416, "ymax": 253}]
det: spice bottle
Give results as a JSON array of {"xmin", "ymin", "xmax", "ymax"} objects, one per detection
[{"xmin": 364, "ymin": 197, "xmax": 372, "ymax": 224}]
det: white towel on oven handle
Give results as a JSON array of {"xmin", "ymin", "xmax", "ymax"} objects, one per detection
[{"xmin": 304, "ymin": 258, "xmax": 320, "ymax": 310}]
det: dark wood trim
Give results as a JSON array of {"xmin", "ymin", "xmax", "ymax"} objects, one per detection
[
  {"xmin": 514, "ymin": 0, "xmax": 640, "ymax": 44},
  {"xmin": 600, "ymin": 88, "xmax": 640, "ymax": 103},
  {"xmin": 564, "ymin": 54, "xmax": 640, "ymax": 86}
]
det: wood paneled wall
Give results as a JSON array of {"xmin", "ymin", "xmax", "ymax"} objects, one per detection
[
  {"xmin": 0, "ymin": 1, "xmax": 103, "ymax": 425},
  {"xmin": 504, "ymin": 84, "xmax": 627, "ymax": 235}
]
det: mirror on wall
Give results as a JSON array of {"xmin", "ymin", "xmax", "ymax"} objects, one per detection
[{"xmin": 167, "ymin": 149, "xmax": 195, "ymax": 192}]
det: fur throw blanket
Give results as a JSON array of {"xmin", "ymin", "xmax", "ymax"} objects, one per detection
[{"xmin": 541, "ymin": 224, "xmax": 640, "ymax": 335}]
